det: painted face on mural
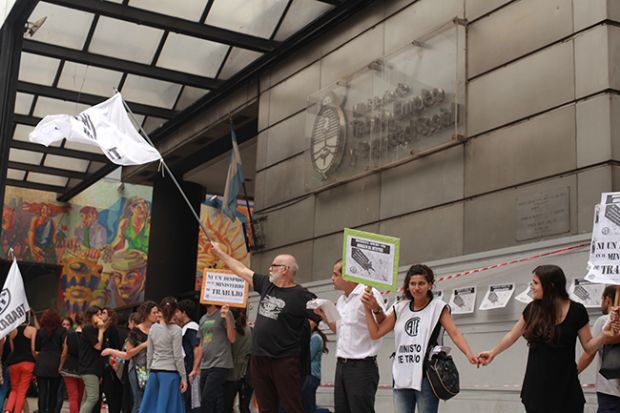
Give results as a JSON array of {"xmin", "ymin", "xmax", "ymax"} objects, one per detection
[
  {"xmin": 130, "ymin": 200, "xmax": 148, "ymax": 220},
  {"xmin": 2, "ymin": 208, "xmax": 14, "ymax": 231},
  {"xmin": 60, "ymin": 254, "xmax": 103, "ymax": 314},
  {"xmin": 108, "ymin": 249, "xmax": 147, "ymax": 304}
]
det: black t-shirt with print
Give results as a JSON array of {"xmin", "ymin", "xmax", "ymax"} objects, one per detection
[
  {"xmin": 78, "ymin": 325, "xmax": 104, "ymax": 377},
  {"xmin": 252, "ymin": 273, "xmax": 319, "ymax": 358}
]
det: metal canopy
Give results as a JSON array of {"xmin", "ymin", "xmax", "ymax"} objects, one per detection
[{"xmin": 7, "ymin": 0, "xmax": 373, "ymax": 199}]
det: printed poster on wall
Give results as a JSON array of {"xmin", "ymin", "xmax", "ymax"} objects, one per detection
[
  {"xmin": 569, "ymin": 278, "xmax": 604, "ymax": 308},
  {"xmin": 479, "ymin": 284, "xmax": 515, "ymax": 311},
  {"xmin": 586, "ymin": 193, "xmax": 620, "ymax": 285},
  {"xmin": 515, "ymin": 285, "xmax": 533, "ymax": 304},
  {"xmin": 448, "ymin": 286, "xmax": 476, "ymax": 314},
  {"xmin": 433, "ymin": 289, "xmax": 444, "ymax": 300},
  {"xmin": 342, "ymin": 228, "xmax": 400, "ymax": 291},
  {"xmin": 200, "ymin": 268, "xmax": 248, "ymax": 308}
]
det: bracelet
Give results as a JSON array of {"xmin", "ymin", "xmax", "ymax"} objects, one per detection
[{"xmin": 372, "ymin": 308, "xmax": 381, "ymax": 315}]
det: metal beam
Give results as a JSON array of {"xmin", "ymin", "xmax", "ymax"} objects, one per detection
[
  {"xmin": 6, "ymin": 178, "xmax": 66, "ymax": 193},
  {"xmin": 13, "ymin": 114, "xmax": 41, "ymax": 127},
  {"xmin": 17, "ymin": 81, "xmax": 178, "ymax": 119},
  {"xmin": 316, "ymin": 0, "xmax": 345, "ymax": 5},
  {"xmin": 11, "ymin": 140, "xmax": 109, "ymax": 162},
  {"xmin": 8, "ymin": 160, "xmax": 89, "ymax": 179},
  {"xmin": 58, "ymin": 163, "xmax": 117, "ymax": 202},
  {"xmin": 22, "ymin": 39, "xmax": 223, "ymax": 90},
  {"xmin": 44, "ymin": 0, "xmax": 280, "ymax": 53}
]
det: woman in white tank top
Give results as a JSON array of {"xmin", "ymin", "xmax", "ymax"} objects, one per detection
[{"xmin": 362, "ymin": 264, "xmax": 478, "ymax": 413}]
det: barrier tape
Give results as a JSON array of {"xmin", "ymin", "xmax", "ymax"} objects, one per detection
[{"xmin": 318, "ymin": 382, "xmax": 595, "ymax": 389}]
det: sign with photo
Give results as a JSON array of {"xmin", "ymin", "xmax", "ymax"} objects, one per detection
[
  {"xmin": 515, "ymin": 285, "xmax": 533, "ymax": 304},
  {"xmin": 200, "ymin": 269, "xmax": 248, "ymax": 308},
  {"xmin": 433, "ymin": 289, "xmax": 444, "ymax": 300},
  {"xmin": 569, "ymin": 278, "xmax": 604, "ymax": 308},
  {"xmin": 448, "ymin": 286, "xmax": 476, "ymax": 314},
  {"xmin": 479, "ymin": 284, "xmax": 515, "ymax": 311},
  {"xmin": 342, "ymin": 228, "xmax": 400, "ymax": 291}
]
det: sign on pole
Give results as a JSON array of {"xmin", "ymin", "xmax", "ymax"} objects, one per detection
[
  {"xmin": 200, "ymin": 268, "xmax": 248, "ymax": 308},
  {"xmin": 342, "ymin": 228, "xmax": 400, "ymax": 291}
]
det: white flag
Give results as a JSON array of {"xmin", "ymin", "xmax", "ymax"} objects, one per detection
[
  {"xmin": 0, "ymin": 258, "xmax": 30, "ymax": 340},
  {"xmin": 28, "ymin": 93, "xmax": 162, "ymax": 166}
]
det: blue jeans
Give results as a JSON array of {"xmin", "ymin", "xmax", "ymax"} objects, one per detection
[
  {"xmin": 597, "ymin": 392, "xmax": 620, "ymax": 413},
  {"xmin": 302, "ymin": 375, "xmax": 320, "ymax": 413},
  {"xmin": 392, "ymin": 377, "xmax": 439, "ymax": 413},
  {"xmin": 128, "ymin": 367, "xmax": 144, "ymax": 413}
]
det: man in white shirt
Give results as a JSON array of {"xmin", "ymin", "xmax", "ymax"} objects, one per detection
[
  {"xmin": 314, "ymin": 259, "xmax": 386, "ymax": 413},
  {"xmin": 577, "ymin": 285, "xmax": 620, "ymax": 412}
]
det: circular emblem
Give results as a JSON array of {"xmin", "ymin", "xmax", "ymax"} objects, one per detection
[
  {"xmin": 310, "ymin": 94, "xmax": 346, "ymax": 179},
  {"xmin": 404, "ymin": 316, "xmax": 420, "ymax": 337},
  {"xmin": 0, "ymin": 289, "xmax": 12, "ymax": 317}
]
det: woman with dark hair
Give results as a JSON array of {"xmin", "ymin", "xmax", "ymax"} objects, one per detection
[
  {"xmin": 34, "ymin": 309, "xmax": 66, "ymax": 413},
  {"xmin": 478, "ymin": 264, "xmax": 614, "ymax": 413},
  {"xmin": 55, "ymin": 316, "xmax": 73, "ymax": 413},
  {"xmin": 101, "ymin": 307, "xmax": 123, "ymax": 413},
  {"xmin": 78, "ymin": 306, "xmax": 108, "ymax": 413},
  {"xmin": 302, "ymin": 322, "xmax": 328, "ymax": 413},
  {"xmin": 5, "ymin": 316, "xmax": 36, "ymax": 413},
  {"xmin": 61, "ymin": 317, "xmax": 74, "ymax": 331},
  {"xmin": 103, "ymin": 301, "xmax": 158, "ymax": 413},
  {"xmin": 59, "ymin": 313, "xmax": 84, "ymax": 413},
  {"xmin": 362, "ymin": 264, "xmax": 478, "ymax": 413},
  {"xmin": 139, "ymin": 297, "xmax": 186, "ymax": 413}
]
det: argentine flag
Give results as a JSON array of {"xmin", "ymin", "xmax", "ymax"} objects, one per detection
[{"xmin": 222, "ymin": 126, "xmax": 245, "ymax": 221}]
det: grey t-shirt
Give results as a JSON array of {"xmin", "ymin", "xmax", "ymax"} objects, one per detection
[{"xmin": 199, "ymin": 309, "xmax": 234, "ymax": 369}]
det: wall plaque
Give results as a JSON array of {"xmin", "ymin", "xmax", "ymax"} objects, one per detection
[{"xmin": 516, "ymin": 186, "xmax": 570, "ymax": 241}]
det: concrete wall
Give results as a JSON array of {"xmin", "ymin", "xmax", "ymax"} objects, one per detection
[{"xmin": 251, "ymin": 0, "xmax": 620, "ymax": 285}]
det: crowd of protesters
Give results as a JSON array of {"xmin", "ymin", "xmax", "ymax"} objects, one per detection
[{"xmin": 2, "ymin": 243, "xmax": 620, "ymax": 413}]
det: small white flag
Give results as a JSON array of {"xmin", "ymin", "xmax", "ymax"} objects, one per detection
[
  {"xmin": 0, "ymin": 258, "xmax": 30, "ymax": 341},
  {"xmin": 29, "ymin": 93, "xmax": 162, "ymax": 166}
]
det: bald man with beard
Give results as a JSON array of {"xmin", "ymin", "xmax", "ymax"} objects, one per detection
[{"xmin": 210, "ymin": 242, "xmax": 320, "ymax": 413}]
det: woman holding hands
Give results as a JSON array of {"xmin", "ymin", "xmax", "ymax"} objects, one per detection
[
  {"xmin": 478, "ymin": 265, "xmax": 617, "ymax": 413},
  {"xmin": 362, "ymin": 264, "xmax": 478, "ymax": 413}
]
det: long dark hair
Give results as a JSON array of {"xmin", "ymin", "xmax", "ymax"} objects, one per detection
[
  {"xmin": 39, "ymin": 309, "xmax": 61, "ymax": 337},
  {"xmin": 159, "ymin": 296, "xmax": 178, "ymax": 324},
  {"xmin": 232, "ymin": 308, "xmax": 247, "ymax": 336},
  {"xmin": 403, "ymin": 264, "xmax": 435, "ymax": 301},
  {"xmin": 312, "ymin": 323, "xmax": 329, "ymax": 354},
  {"xmin": 523, "ymin": 265, "xmax": 569, "ymax": 346}
]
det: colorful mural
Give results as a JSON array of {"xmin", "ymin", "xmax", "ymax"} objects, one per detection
[
  {"xmin": 195, "ymin": 197, "xmax": 252, "ymax": 290},
  {"xmin": 1, "ymin": 180, "xmax": 152, "ymax": 315}
]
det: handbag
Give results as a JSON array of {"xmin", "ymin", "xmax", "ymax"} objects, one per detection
[
  {"xmin": 600, "ymin": 343, "xmax": 620, "ymax": 379},
  {"xmin": 424, "ymin": 320, "xmax": 460, "ymax": 400},
  {"xmin": 135, "ymin": 365, "xmax": 149, "ymax": 389}
]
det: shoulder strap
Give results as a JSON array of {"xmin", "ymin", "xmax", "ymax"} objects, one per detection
[{"xmin": 424, "ymin": 304, "xmax": 446, "ymax": 362}]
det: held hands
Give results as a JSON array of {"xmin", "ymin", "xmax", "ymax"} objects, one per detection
[{"xmin": 477, "ymin": 351, "xmax": 495, "ymax": 366}]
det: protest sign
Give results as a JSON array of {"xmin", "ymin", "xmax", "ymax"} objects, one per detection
[
  {"xmin": 0, "ymin": 258, "xmax": 30, "ymax": 340},
  {"xmin": 515, "ymin": 285, "xmax": 533, "ymax": 304},
  {"xmin": 586, "ymin": 193, "xmax": 620, "ymax": 285},
  {"xmin": 342, "ymin": 228, "xmax": 400, "ymax": 291},
  {"xmin": 569, "ymin": 278, "xmax": 604, "ymax": 308},
  {"xmin": 200, "ymin": 268, "xmax": 248, "ymax": 308},
  {"xmin": 448, "ymin": 286, "xmax": 476, "ymax": 314},
  {"xmin": 479, "ymin": 283, "xmax": 515, "ymax": 311},
  {"xmin": 433, "ymin": 289, "xmax": 444, "ymax": 300}
]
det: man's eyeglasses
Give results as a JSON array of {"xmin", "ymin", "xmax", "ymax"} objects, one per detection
[{"xmin": 269, "ymin": 264, "xmax": 288, "ymax": 269}]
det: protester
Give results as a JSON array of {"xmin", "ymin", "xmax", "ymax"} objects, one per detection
[
  {"xmin": 362, "ymin": 264, "xmax": 478, "ymax": 413},
  {"xmin": 121, "ymin": 312, "xmax": 141, "ymax": 413},
  {"xmin": 59, "ymin": 313, "xmax": 84, "ymax": 413},
  {"xmin": 0, "ymin": 338, "xmax": 9, "ymax": 410},
  {"xmin": 223, "ymin": 308, "xmax": 252, "ymax": 413},
  {"xmin": 139, "ymin": 296, "xmax": 187, "ymax": 413},
  {"xmin": 176, "ymin": 299, "xmax": 200, "ymax": 413},
  {"xmin": 210, "ymin": 241, "xmax": 320, "ymax": 413},
  {"xmin": 478, "ymin": 265, "xmax": 615, "ymax": 413},
  {"xmin": 78, "ymin": 306, "xmax": 108, "ymax": 413},
  {"xmin": 34, "ymin": 309, "xmax": 66, "ymax": 413},
  {"xmin": 101, "ymin": 307, "xmax": 123, "ymax": 413},
  {"xmin": 577, "ymin": 285, "xmax": 620, "ymax": 412},
  {"xmin": 302, "ymin": 323, "xmax": 328, "ymax": 413},
  {"xmin": 103, "ymin": 302, "xmax": 157, "ymax": 413},
  {"xmin": 192, "ymin": 304, "xmax": 235, "ymax": 413},
  {"xmin": 55, "ymin": 316, "xmax": 74, "ymax": 413},
  {"xmin": 5, "ymin": 319, "xmax": 36, "ymax": 413},
  {"xmin": 313, "ymin": 259, "xmax": 386, "ymax": 413}
]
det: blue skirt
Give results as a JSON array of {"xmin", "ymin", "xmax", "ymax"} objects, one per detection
[{"xmin": 139, "ymin": 371, "xmax": 185, "ymax": 413}]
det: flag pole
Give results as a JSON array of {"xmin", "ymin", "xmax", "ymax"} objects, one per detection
[{"xmin": 116, "ymin": 95, "xmax": 212, "ymax": 243}]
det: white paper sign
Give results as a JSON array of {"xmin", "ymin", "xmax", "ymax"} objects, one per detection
[
  {"xmin": 200, "ymin": 269, "xmax": 248, "ymax": 308},
  {"xmin": 569, "ymin": 278, "xmax": 604, "ymax": 308},
  {"xmin": 449, "ymin": 286, "xmax": 476, "ymax": 314},
  {"xmin": 479, "ymin": 283, "xmax": 515, "ymax": 310},
  {"xmin": 515, "ymin": 285, "xmax": 533, "ymax": 304},
  {"xmin": 343, "ymin": 228, "xmax": 400, "ymax": 290},
  {"xmin": 586, "ymin": 194, "xmax": 620, "ymax": 285},
  {"xmin": 433, "ymin": 289, "xmax": 444, "ymax": 300}
]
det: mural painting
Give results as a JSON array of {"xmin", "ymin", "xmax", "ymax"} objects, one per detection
[
  {"xmin": 195, "ymin": 197, "xmax": 252, "ymax": 290},
  {"xmin": 1, "ymin": 180, "xmax": 152, "ymax": 315}
]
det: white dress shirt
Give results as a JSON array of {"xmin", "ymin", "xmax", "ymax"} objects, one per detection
[{"xmin": 335, "ymin": 283, "xmax": 386, "ymax": 359}]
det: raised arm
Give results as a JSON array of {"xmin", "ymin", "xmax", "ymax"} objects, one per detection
[
  {"xmin": 478, "ymin": 315, "xmax": 526, "ymax": 366},
  {"xmin": 222, "ymin": 306, "xmax": 236, "ymax": 344},
  {"xmin": 210, "ymin": 242, "xmax": 254, "ymax": 287},
  {"xmin": 439, "ymin": 307, "xmax": 478, "ymax": 365},
  {"xmin": 363, "ymin": 301, "xmax": 396, "ymax": 340}
]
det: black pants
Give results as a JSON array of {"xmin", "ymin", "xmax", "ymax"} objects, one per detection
[
  {"xmin": 201, "ymin": 367, "xmax": 230, "ymax": 413},
  {"xmin": 223, "ymin": 377, "xmax": 253, "ymax": 413},
  {"xmin": 102, "ymin": 366, "xmax": 123, "ymax": 413},
  {"xmin": 251, "ymin": 356, "xmax": 304, "ymax": 413},
  {"xmin": 334, "ymin": 358, "xmax": 378, "ymax": 413},
  {"xmin": 37, "ymin": 376, "xmax": 62, "ymax": 413}
]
